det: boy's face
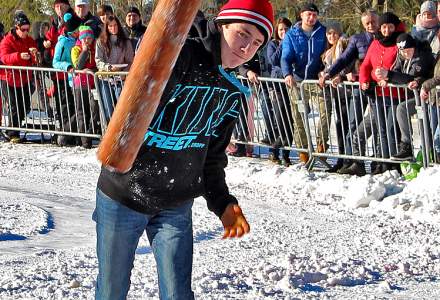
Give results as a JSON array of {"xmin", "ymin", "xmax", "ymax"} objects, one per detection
[
  {"xmin": 400, "ymin": 47, "xmax": 415, "ymax": 60},
  {"xmin": 219, "ymin": 22, "xmax": 264, "ymax": 69}
]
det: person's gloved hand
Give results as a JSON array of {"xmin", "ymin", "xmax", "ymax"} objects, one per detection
[{"xmin": 220, "ymin": 204, "xmax": 250, "ymax": 239}]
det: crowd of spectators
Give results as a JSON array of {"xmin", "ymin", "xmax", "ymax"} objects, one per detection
[
  {"xmin": 1, "ymin": 1, "xmax": 440, "ymax": 175},
  {"xmin": 233, "ymin": 1, "xmax": 440, "ymax": 176},
  {"xmin": 0, "ymin": 0, "xmax": 145, "ymax": 147}
]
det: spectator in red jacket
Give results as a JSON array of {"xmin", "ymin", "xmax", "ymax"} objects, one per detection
[
  {"xmin": 359, "ymin": 12, "xmax": 405, "ymax": 172},
  {"xmin": 0, "ymin": 12, "xmax": 38, "ymax": 143}
]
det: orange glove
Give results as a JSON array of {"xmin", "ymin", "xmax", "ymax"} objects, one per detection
[{"xmin": 220, "ymin": 204, "xmax": 250, "ymax": 239}]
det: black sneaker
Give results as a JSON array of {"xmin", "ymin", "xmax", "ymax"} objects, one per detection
[
  {"xmin": 371, "ymin": 163, "xmax": 390, "ymax": 175},
  {"xmin": 391, "ymin": 143, "xmax": 413, "ymax": 161},
  {"xmin": 338, "ymin": 161, "xmax": 366, "ymax": 176},
  {"xmin": 336, "ymin": 162, "xmax": 353, "ymax": 174},
  {"xmin": 326, "ymin": 160, "xmax": 344, "ymax": 173}
]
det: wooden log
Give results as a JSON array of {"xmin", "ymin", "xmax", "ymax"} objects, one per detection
[{"xmin": 97, "ymin": 0, "xmax": 202, "ymax": 173}]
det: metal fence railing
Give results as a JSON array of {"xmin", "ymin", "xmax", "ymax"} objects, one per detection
[
  {"xmin": 0, "ymin": 65, "xmax": 102, "ymax": 147},
  {"xmin": 1, "ymin": 65, "xmax": 439, "ymax": 171}
]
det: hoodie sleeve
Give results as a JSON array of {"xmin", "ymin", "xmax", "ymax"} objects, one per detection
[
  {"xmin": 281, "ymin": 31, "xmax": 296, "ymax": 78},
  {"xmin": 359, "ymin": 41, "xmax": 374, "ymax": 84},
  {"xmin": 203, "ymin": 115, "xmax": 239, "ymax": 218}
]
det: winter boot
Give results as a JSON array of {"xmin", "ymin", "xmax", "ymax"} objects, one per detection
[
  {"xmin": 338, "ymin": 161, "xmax": 366, "ymax": 176},
  {"xmin": 391, "ymin": 143, "xmax": 413, "ymax": 161},
  {"xmin": 371, "ymin": 163, "xmax": 390, "ymax": 175},
  {"xmin": 326, "ymin": 159, "xmax": 344, "ymax": 173}
]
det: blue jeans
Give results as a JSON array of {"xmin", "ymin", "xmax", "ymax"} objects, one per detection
[
  {"xmin": 93, "ymin": 189, "xmax": 195, "ymax": 300},
  {"xmin": 98, "ymin": 80, "xmax": 122, "ymax": 123}
]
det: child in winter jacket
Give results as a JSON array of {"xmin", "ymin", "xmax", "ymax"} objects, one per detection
[
  {"xmin": 52, "ymin": 12, "xmax": 81, "ymax": 146},
  {"xmin": 71, "ymin": 25, "xmax": 98, "ymax": 148}
]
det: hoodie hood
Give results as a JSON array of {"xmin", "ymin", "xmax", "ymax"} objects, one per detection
[{"xmin": 189, "ymin": 18, "xmax": 223, "ymax": 68}]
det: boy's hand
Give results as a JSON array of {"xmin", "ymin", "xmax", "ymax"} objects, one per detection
[{"xmin": 221, "ymin": 204, "xmax": 250, "ymax": 239}]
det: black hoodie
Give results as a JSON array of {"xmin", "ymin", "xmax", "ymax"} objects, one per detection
[{"xmin": 97, "ymin": 19, "xmax": 248, "ymax": 218}]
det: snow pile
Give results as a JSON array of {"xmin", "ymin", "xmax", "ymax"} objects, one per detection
[
  {"xmin": 202, "ymin": 155, "xmax": 406, "ymax": 208},
  {"xmin": 1, "ymin": 143, "xmax": 440, "ymax": 299},
  {"xmin": 0, "ymin": 200, "xmax": 50, "ymax": 240},
  {"xmin": 369, "ymin": 166, "xmax": 440, "ymax": 222}
]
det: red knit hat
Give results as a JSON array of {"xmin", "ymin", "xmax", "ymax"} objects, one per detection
[{"xmin": 216, "ymin": 0, "xmax": 274, "ymax": 44}]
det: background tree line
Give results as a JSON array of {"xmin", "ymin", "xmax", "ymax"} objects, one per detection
[{"xmin": 0, "ymin": 0, "xmax": 426, "ymax": 37}]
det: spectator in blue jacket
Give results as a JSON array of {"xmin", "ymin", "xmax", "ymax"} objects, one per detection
[
  {"xmin": 281, "ymin": 2, "xmax": 326, "ymax": 163},
  {"xmin": 321, "ymin": 9, "xmax": 378, "ymax": 172}
]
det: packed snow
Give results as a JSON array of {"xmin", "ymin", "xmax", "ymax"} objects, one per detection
[{"xmin": 1, "ymin": 141, "xmax": 440, "ymax": 299}]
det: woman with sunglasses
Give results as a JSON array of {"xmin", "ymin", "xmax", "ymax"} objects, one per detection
[{"xmin": 0, "ymin": 11, "xmax": 38, "ymax": 143}]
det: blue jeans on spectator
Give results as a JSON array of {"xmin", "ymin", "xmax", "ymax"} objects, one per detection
[
  {"xmin": 93, "ymin": 188, "xmax": 195, "ymax": 300},
  {"xmin": 371, "ymin": 96, "xmax": 399, "ymax": 158},
  {"xmin": 98, "ymin": 80, "xmax": 122, "ymax": 123}
]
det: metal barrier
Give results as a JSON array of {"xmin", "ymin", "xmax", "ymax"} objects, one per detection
[
  {"xmin": 0, "ymin": 65, "xmax": 102, "ymax": 146},
  {"xmin": 94, "ymin": 71, "xmax": 128, "ymax": 130},
  {"xmin": 1, "ymin": 65, "xmax": 438, "ymax": 172},
  {"xmin": 234, "ymin": 76, "xmax": 439, "ymax": 170}
]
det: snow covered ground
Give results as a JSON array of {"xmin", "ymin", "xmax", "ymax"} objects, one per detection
[{"xmin": 1, "ymin": 141, "xmax": 440, "ymax": 299}]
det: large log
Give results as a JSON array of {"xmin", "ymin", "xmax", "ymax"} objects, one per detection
[{"xmin": 97, "ymin": 0, "xmax": 202, "ymax": 173}]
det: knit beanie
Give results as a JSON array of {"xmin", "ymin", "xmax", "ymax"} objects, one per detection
[
  {"xmin": 215, "ymin": 0, "xmax": 274, "ymax": 45},
  {"xmin": 421, "ymin": 1, "xmax": 437, "ymax": 17},
  {"xmin": 301, "ymin": 3, "xmax": 319, "ymax": 14},
  {"xmin": 127, "ymin": 6, "xmax": 141, "ymax": 16},
  {"xmin": 64, "ymin": 13, "xmax": 81, "ymax": 33},
  {"xmin": 396, "ymin": 33, "xmax": 416, "ymax": 49},
  {"xmin": 78, "ymin": 25, "xmax": 94, "ymax": 40},
  {"xmin": 14, "ymin": 11, "xmax": 30, "ymax": 27},
  {"xmin": 54, "ymin": 0, "xmax": 70, "ymax": 5},
  {"xmin": 378, "ymin": 12, "xmax": 401, "ymax": 27},
  {"xmin": 325, "ymin": 21, "xmax": 343, "ymax": 35}
]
